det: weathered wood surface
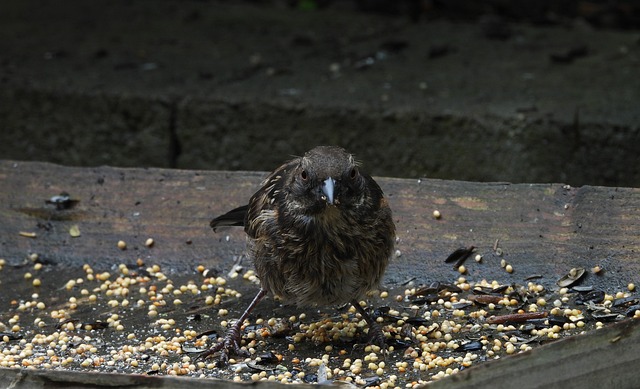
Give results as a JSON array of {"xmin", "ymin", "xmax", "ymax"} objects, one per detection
[
  {"xmin": 428, "ymin": 317, "xmax": 640, "ymax": 389},
  {"xmin": 1, "ymin": 160, "xmax": 638, "ymax": 289},
  {"xmin": 0, "ymin": 367, "xmax": 309, "ymax": 389},
  {"xmin": 1, "ymin": 160, "xmax": 639, "ymax": 388}
]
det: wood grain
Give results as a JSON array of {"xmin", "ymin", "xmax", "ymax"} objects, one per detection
[{"xmin": 1, "ymin": 160, "xmax": 638, "ymax": 291}]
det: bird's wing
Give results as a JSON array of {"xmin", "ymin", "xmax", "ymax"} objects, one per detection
[{"xmin": 210, "ymin": 158, "xmax": 298, "ymax": 234}]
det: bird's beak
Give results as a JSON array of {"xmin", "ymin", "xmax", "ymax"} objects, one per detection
[{"xmin": 321, "ymin": 177, "xmax": 336, "ymax": 205}]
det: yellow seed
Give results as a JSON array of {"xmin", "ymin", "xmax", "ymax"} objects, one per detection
[
  {"xmin": 505, "ymin": 264, "xmax": 513, "ymax": 273},
  {"xmin": 628, "ymin": 283, "xmax": 636, "ymax": 292},
  {"xmin": 458, "ymin": 265, "xmax": 466, "ymax": 274},
  {"xmin": 145, "ymin": 238, "xmax": 154, "ymax": 247},
  {"xmin": 32, "ymin": 278, "xmax": 41, "ymax": 286},
  {"xmin": 433, "ymin": 210, "xmax": 441, "ymax": 219},
  {"xmin": 117, "ymin": 240, "xmax": 127, "ymax": 250},
  {"xmin": 69, "ymin": 225, "xmax": 81, "ymax": 237}
]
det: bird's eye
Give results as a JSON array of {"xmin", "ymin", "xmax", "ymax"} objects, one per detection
[
  {"xmin": 350, "ymin": 167, "xmax": 358, "ymax": 179},
  {"xmin": 300, "ymin": 170, "xmax": 308, "ymax": 181}
]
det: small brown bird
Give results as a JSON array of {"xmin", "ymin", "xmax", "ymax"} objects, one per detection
[{"xmin": 204, "ymin": 146, "xmax": 395, "ymax": 363}]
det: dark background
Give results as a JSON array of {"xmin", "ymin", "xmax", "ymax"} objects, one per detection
[{"xmin": 1, "ymin": 0, "xmax": 639, "ymax": 187}]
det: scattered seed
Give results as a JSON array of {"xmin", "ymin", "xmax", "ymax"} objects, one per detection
[
  {"xmin": 557, "ymin": 267, "xmax": 586, "ymax": 287},
  {"xmin": 486, "ymin": 311, "xmax": 548, "ymax": 324},
  {"xmin": 69, "ymin": 225, "xmax": 81, "ymax": 237},
  {"xmin": 468, "ymin": 295, "xmax": 503, "ymax": 305},
  {"xmin": 445, "ymin": 246, "xmax": 475, "ymax": 270}
]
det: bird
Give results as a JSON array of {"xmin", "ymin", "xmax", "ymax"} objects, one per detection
[{"xmin": 203, "ymin": 145, "xmax": 395, "ymax": 364}]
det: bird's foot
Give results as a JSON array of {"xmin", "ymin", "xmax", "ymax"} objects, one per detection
[
  {"xmin": 196, "ymin": 325, "xmax": 249, "ymax": 366},
  {"xmin": 196, "ymin": 289, "xmax": 267, "ymax": 366},
  {"xmin": 367, "ymin": 322, "xmax": 387, "ymax": 352},
  {"xmin": 351, "ymin": 299, "xmax": 387, "ymax": 353}
]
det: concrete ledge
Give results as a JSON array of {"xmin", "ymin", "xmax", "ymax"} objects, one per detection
[{"xmin": 1, "ymin": 1, "xmax": 639, "ymax": 186}]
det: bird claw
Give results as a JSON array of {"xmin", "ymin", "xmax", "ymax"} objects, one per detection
[
  {"xmin": 196, "ymin": 326, "xmax": 248, "ymax": 366},
  {"xmin": 196, "ymin": 289, "xmax": 267, "ymax": 367},
  {"xmin": 367, "ymin": 323, "xmax": 387, "ymax": 352}
]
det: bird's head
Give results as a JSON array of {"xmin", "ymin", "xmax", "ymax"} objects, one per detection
[{"xmin": 286, "ymin": 146, "xmax": 367, "ymax": 215}]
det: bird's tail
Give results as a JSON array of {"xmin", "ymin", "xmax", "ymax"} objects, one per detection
[{"xmin": 210, "ymin": 205, "xmax": 249, "ymax": 231}]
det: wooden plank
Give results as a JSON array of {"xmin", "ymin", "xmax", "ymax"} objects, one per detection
[
  {"xmin": 0, "ymin": 160, "xmax": 639, "ymax": 388},
  {"xmin": 426, "ymin": 317, "xmax": 640, "ymax": 389},
  {"xmin": 0, "ymin": 367, "xmax": 313, "ymax": 388},
  {"xmin": 1, "ymin": 160, "xmax": 638, "ymax": 288}
]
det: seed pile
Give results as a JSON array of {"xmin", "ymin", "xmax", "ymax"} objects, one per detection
[{"xmin": 0, "ymin": 250, "xmax": 638, "ymax": 388}]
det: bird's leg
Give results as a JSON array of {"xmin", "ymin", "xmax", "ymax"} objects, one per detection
[
  {"xmin": 198, "ymin": 288, "xmax": 267, "ymax": 365},
  {"xmin": 351, "ymin": 299, "xmax": 386, "ymax": 350}
]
